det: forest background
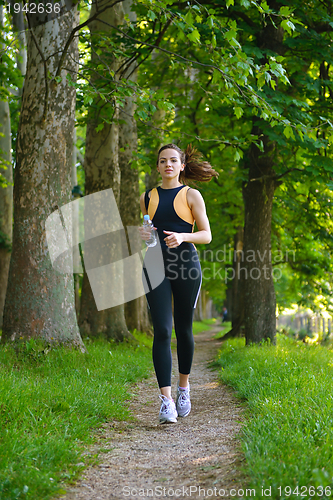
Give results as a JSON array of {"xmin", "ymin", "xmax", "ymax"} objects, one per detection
[{"xmin": 0, "ymin": 0, "xmax": 332, "ymax": 349}]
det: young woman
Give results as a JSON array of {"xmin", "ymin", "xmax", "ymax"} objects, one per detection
[{"xmin": 139, "ymin": 143, "xmax": 218, "ymax": 424}]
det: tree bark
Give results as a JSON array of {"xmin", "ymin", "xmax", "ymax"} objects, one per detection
[
  {"xmin": 118, "ymin": 0, "xmax": 152, "ymax": 335},
  {"xmin": 222, "ymin": 226, "xmax": 244, "ymax": 339},
  {"xmin": 2, "ymin": 5, "xmax": 84, "ymax": 348},
  {"xmin": 241, "ymin": 4, "xmax": 285, "ymax": 345},
  {"xmin": 242, "ymin": 128, "xmax": 277, "ymax": 345},
  {"xmin": 78, "ymin": 0, "xmax": 132, "ymax": 342},
  {"xmin": 71, "ymin": 128, "xmax": 80, "ymax": 317}
]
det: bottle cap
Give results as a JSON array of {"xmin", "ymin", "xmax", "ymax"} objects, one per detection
[{"xmin": 143, "ymin": 215, "xmax": 150, "ymax": 220}]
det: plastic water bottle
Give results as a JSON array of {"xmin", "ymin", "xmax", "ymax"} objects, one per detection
[{"xmin": 143, "ymin": 215, "xmax": 157, "ymax": 247}]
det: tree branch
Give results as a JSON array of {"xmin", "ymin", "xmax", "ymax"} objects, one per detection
[
  {"xmin": 118, "ymin": 17, "xmax": 173, "ymax": 80},
  {"xmin": 274, "ymin": 167, "xmax": 305, "ymax": 180},
  {"xmin": 55, "ymin": 0, "xmax": 125, "ymax": 79},
  {"xmin": 249, "ymin": 167, "xmax": 304, "ymax": 183}
]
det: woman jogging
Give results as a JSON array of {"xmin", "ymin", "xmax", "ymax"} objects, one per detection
[{"xmin": 139, "ymin": 143, "xmax": 218, "ymax": 424}]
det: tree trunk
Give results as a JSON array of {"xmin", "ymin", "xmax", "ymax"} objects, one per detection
[
  {"xmin": 78, "ymin": 0, "xmax": 132, "ymax": 342},
  {"xmin": 0, "ymin": 5, "xmax": 27, "ymax": 329},
  {"xmin": 241, "ymin": 4, "xmax": 284, "ymax": 345},
  {"xmin": 118, "ymin": 0, "xmax": 152, "ymax": 335},
  {"xmin": 2, "ymin": 5, "xmax": 84, "ymax": 348},
  {"xmin": 242, "ymin": 129, "xmax": 277, "ymax": 345},
  {"xmin": 222, "ymin": 226, "xmax": 244, "ymax": 339},
  {"xmin": 71, "ymin": 128, "xmax": 80, "ymax": 317}
]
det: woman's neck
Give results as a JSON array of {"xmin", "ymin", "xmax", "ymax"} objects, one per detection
[{"xmin": 160, "ymin": 180, "xmax": 183, "ymax": 189}]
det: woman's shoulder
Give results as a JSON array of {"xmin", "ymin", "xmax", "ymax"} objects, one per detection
[{"xmin": 186, "ymin": 187, "xmax": 203, "ymax": 202}]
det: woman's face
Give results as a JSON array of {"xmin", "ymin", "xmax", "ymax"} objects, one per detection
[{"xmin": 157, "ymin": 149, "xmax": 184, "ymax": 180}]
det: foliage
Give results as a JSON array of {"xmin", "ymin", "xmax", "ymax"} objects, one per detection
[
  {"xmin": 132, "ymin": 0, "xmax": 333, "ymax": 309},
  {"xmin": 0, "ymin": 9, "xmax": 23, "ymax": 185},
  {"xmin": 2, "ymin": 0, "xmax": 333, "ymax": 313},
  {"xmin": 216, "ymin": 334, "xmax": 333, "ymax": 498}
]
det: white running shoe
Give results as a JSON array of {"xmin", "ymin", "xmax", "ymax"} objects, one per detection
[
  {"xmin": 159, "ymin": 395, "xmax": 178, "ymax": 424},
  {"xmin": 176, "ymin": 383, "xmax": 191, "ymax": 417}
]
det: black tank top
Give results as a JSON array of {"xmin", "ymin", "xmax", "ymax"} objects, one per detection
[{"xmin": 145, "ymin": 185, "xmax": 194, "ymax": 250}]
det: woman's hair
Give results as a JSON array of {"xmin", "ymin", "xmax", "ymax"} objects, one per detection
[{"xmin": 157, "ymin": 143, "xmax": 219, "ymax": 184}]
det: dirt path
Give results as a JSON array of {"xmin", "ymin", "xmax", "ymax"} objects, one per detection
[{"xmin": 59, "ymin": 325, "xmax": 247, "ymax": 500}]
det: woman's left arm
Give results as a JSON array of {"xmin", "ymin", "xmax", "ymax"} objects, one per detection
[{"xmin": 163, "ymin": 189, "xmax": 212, "ymax": 247}]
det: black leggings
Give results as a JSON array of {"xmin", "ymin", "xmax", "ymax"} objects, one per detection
[{"xmin": 143, "ymin": 243, "xmax": 202, "ymax": 388}]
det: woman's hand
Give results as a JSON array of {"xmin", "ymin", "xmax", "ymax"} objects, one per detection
[
  {"xmin": 138, "ymin": 225, "xmax": 157, "ymax": 241},
  {"xmin": 163, "ymin": 230, "xmax": 184, "ymax": 248}
]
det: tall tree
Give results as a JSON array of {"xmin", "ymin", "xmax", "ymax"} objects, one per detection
[
  {"xmin": 0, "ymin": 3, "xmax": 28, "ymax": 328},
  {"xmin": 2, "ymin": 3, "xmax": 84, "ymax": 348},
  {"xmin": 118, "ymin": 0, "xmax": 152, "ymax": 333},
  {"xmin": 78, "ymin": 0, "xmax": 132, "ymax": 341}
]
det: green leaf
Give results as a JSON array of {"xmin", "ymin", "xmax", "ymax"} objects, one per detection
[
  {"xmin": 148, "ymin": 10, "xmax": 156, "ymax": 21},
  {"xmin": 257, "ymin": 73, "xmax": 265, "ymax": 88},
  {"xmin": 261, "ymin": 1, "xmax": 270, "ymax": 12},
  {"xmin": 234, "ymin": 149, "xmax": 243, "ymax": 162},
  {"xmin": 207, "ymin": 16, "xmax": 214, "ymax": 28},
  {"xmin": 281, "ymin": 19, "xmax": 295, "ymax": 35},
  {"xmin": 233, "ymin": 106, "xmax": 244, "ymax": 119},
  {"xmin": 137, "ymin": 110, "xmax": 148, "ymax": 120},
  {"xmin": 283, "ymin": 125, "xmax": 295, "ymax": 139},
  {"xmin": 226, "ymin": 0, "xmax": 234, "ymax": 7},
  {"xmin": 157, "ymin": 101, "xmax": 175, "ymax": 111},
  {"xmin": 95, "ymin": 123, "xmax": 104, "ymax": 133},
  {"xmin": 211, "ymin": 33, "xmax": 216, "ymax": 48},
  {"xmin": 279, "ymin": 6, "xmax": 291, "ymax": 16},
  {"xmin": 187, "ymin": 29, "xmax": 201, "ymax": 44},
  {"xmin": 84, "ymin": 95, "xmax": 93, "ymax": 105},
  {"xmin": 184, "ymin": 11, "xmax": 194, "ymax": 26}
]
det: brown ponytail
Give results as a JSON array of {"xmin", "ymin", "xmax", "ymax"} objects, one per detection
[{"xmin": 157, "ymin": 143, "xmax": 219, "ymax": 185}]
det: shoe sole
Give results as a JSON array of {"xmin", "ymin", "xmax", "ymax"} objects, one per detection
[
  {"xmin": 159, "ymin": 417, "xmax": 177, "ymax": 424},
  {"xmin": 177, "ymin": 408, "xmax": 191, "ymax": 418}
]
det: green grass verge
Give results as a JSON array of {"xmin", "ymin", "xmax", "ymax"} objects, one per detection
[
  {"xmin": 0, "ymin": 333, "xmax": 152, "ymax": 500},
  {"xmin": 0, "ymin": 320, "xmax": 214, "ymax": 500},
  {"xmin": 215, "ymin": 334, "xmax": 333, "ymax": 500}
]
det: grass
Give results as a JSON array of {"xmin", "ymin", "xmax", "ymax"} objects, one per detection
[
  {"xmin": 215, "ymin": 333, "xmax": 333, "ymax": 500},
  {"xmin": 0, "ymin": 320, "xmax": 214, "ymax": 500},
  {"xmin": 0, "ymin": 333, "xmax": 153, "ymax": 500}
]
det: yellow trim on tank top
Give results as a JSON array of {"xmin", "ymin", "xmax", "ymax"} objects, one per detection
[
  {"xmin": 147, "ymin": 188, "xmax": 159, "ymax": 220},
  {"xmin": 173, "ymin": 186, "xmax": 195, "ymax": 225}
]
